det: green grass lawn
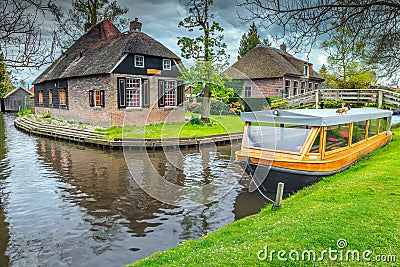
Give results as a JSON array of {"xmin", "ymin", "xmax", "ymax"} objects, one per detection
[
  {"xmin": 101, "ymin": 114, "xmax": 244, "ymax": 139},
  {"xmin": 129, "ymin": 127, "xmax": 400, "ymax": 266}
]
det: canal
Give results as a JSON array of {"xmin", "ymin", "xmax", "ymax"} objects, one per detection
[{"xmin": 0, "ymin": 113, "xmax": 267, "ymax": 267}]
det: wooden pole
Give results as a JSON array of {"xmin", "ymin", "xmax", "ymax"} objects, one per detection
[
  {"xmin": 378, "ymin": 90, "xmax": 383, "ymax": 109},
  {"xmin": 274, "ymin": 182, "xmax": 284, "ymax": 208}
]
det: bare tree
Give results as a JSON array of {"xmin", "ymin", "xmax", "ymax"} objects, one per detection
[
  {"xmin": 239, "ymin": 0, "xmax": 400, "ymax": 76},
  {"xmin": 0, "ymin": 0, "xmax": 57, "ymax": 68},
  {"xmin": 52, "ymin": 0, "xmax": 128, "ymax": 49}
]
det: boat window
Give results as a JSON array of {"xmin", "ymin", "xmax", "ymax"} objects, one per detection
[
  {"xmin": 325, "ymin": 123, "xmax": 350, "ymax": 152},
  {"xmin": 247, "ymin": 125, "xmax": 311, "ymax": 153},
  {"xmin": 309, "ymin": 131, "xmax": 321, "ymax": 153},
  {"xmin": 352, "ymin": 121, "xmax": 367, "ymax": 144},
  {"xmin": 368, "ymin": 119, "xmax": 378, "ymax": 138},
  {"xmin": 379, "ymin": 117, "xmax": 387, "ymax": 134}
]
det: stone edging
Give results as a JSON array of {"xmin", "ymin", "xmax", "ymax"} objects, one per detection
[{"xmin": 14, "ymin": 116, "xmax": 243, "ymax": 149}]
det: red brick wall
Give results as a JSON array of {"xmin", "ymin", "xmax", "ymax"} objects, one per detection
[
  {"xmin": 240, "ymin": 77, "xmax": 323, "ymax": 98},
  {"xmin": 35, "ymin": 74, "xmax": 184, "ymax": 127},
  {"xmin": 240, "ymin": 78, "xmax": 283, "ymax": 98}
]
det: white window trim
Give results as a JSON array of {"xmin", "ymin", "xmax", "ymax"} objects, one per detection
[
  {"xmin": 244, "ymin": 86, "xmax": 252, "ymax": 97},
  {"xmin": 134, "ymin": 55, "xmax": 144, "ymax": 68},
  {"xmin": 303, "ymin": 65, "xmax": 309, "ymax": 77},
  {"xmin": 293, "ymin": 80, "xmax": 299, "ymax": 96},
  {"xmin": 284, "ymin": 80, "xmax": 291, "ymax": 98},
  {"xmin": 164, "ymin": 80, "xmax": 177, "ymax": 106},
  {"xmin": 300, "ymin": 81, "xmax": 306, "ymax": 94},
  {"xmin": 126, "ymin": 78, "xmax": 142, "ymax": 107},
  {"xmin": 163, "ymin": 59, "xmax": 171, "ymax": 70}
]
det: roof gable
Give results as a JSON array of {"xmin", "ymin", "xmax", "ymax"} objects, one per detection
[
  {"xmin": 34, "ymin": 19, "xmax": 180, "ymax": 84},
  {"xmin": 4, "ymin": 87, "xmax": 33, "ymax": 98}
]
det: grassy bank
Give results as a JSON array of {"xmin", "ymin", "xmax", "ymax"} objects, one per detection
[
  {"xmin": 130, "ymin": 128, "xmax": 400, "ymax": 266},
  {"xmin": 101, "ymin": 114, "xmax": 243, "ymax": 139}
]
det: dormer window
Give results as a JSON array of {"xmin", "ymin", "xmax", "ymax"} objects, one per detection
[
  {"xmin": 303, "ymin": 64, "xmax": 309, "ymax": 77},
  {"xmin": 135, "ymin": 55, "xmax": 144, "ymax": 68},
  {"xmin": 163, "ymin": 59, "xmax": 171, "ymax": 70}
]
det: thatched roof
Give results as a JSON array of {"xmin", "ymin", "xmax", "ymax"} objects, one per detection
[
  {"xmin": 34, "ymin": 19, "xmax": 180, "ymax": 84},
  {"xmin": 225, "ymin": 46, "xmax": 323, "ymax": 80}
]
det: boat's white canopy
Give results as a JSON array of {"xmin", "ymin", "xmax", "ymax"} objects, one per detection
[{"xmin": 240, "ymin": 108, "xmax": 392, "ymax": 126}]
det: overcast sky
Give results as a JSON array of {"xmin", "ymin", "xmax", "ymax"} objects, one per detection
[{"xmin": 13, "ymin": 0, "xmax": 327, "ymax": 88}]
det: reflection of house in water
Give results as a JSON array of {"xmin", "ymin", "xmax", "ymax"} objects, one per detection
[{"xmin": 36, "ymin": 138, "xmax": 174, "ymax": 238}]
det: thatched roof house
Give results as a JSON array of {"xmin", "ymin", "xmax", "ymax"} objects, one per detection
[
  {"xmin": 225, "ymin": 45, "xmax": 324, "ymax": 98},
  {"xmin": 33, "ymin": 18, "xmax": 184, "ymax": 127}
]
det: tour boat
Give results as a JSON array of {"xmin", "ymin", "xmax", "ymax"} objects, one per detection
[{"xmin": 235, "ymin": 108, "xmax": 392, "ymax": 192}]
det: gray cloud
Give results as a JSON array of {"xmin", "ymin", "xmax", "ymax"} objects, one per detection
[{"xmin": 13, "ymin": 0, "xmax": 326, "ymax": 87}]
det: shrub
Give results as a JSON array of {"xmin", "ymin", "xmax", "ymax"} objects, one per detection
[
  {"xmin": 241, "ymin": 97, "xmax": 269, "ymax": 112},
  {"xmin": 190, "ymin": 115, "xmax": 203, "ymax": 125},
  {"xmin": 321, "ymin": 98, "xmax": 343, "ymax": 109},
  {"xmin": 18, "ymin": 108, "xmax": 32, "ymax": 116},
  {"xmin": 41, "ymin": 110, "xmax": 51, "ymax": 118}
]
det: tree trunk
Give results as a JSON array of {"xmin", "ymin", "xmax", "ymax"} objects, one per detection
[{"xmin": 201, "ymin": 85, "xmax": 211, "ymax": 123}]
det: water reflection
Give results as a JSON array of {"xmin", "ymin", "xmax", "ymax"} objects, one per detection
[
  {"xmin": 0, "ymin": 113, "xmax": 267, "ymax": 266},
  {"xmin": 0, "ymin": 113, "xmax": 10, "ymax": 267}
]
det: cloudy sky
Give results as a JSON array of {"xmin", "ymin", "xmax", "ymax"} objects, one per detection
[{"xmin": 13, "ymin": 0, "xmax": 327, "ymax": 88}]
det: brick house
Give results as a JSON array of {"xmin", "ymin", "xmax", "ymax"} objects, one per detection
[
  {"xmin": 33, "ymin": 18, "xmax": 184, "ymax": 127},
  {"xmin": 225, "ymin": 44, "xmax": 324, "ymax": 98}
]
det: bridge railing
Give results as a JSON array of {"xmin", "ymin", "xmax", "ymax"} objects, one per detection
[{"xmin": 271, "ymin": 88, "xmax": 400, "ymax": 109}]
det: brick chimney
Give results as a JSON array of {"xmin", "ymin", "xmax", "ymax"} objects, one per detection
[
  {"xmin": 84, "ymin": 21, "xmax": 93, "ymax": 32},
  {"xmin": 130, "ymin": 18, "xmax": 142, "ymax": 32},
  {"xmin": 280, "ymin": 43, "xmax": 287, "ymax": 52}
]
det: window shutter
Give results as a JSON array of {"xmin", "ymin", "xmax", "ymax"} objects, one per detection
[
  {"xmin": 117, "ymin": 77, "xmax": 126, "ymax": 108},
  {"xmin": 100, "ymin": 90, "xmax": 105, "ymax": 107},
  {"xmin": 177, "ymin": 81, "xmax": 184, "ymax": 106},
  {"xmin": 158, "ymin": 79, "xmax": 165, "ymax": 107},
  {"xmin": 89, "ymin": 90, "xmax": 94, "ymax": 107},
  {"xmin": 141, "ymin": 79, "xmax": 150, "ymax": 108}
]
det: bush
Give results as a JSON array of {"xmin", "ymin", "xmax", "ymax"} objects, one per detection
[
  {"xmin": 18, "ymin": 108, "xmax": 32, "ymax": 116},
  {"xmin": 190, "ymin": 115, "xmax": 203, "ymax": 125},
  {"xmin": 193, "ymin": 98, "xmax": 233, "ymax": 116},
  {"xmin": 270, "ymin": 99, "xmax": 288, "ymax": 109},
  {"xmin": 320, "ymin": 98, "xmax": 343, "ymax": 109},
  {"xmin": 241, "ymin": 97, "xmax": 269, "ymax": 112},
  {"xmin": 41, "ymin": 110, "xmax": 51, "ymax": 118}
]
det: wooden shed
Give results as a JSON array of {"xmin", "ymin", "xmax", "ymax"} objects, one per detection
[{"xmin": 1, "ymin": 87, "xmax": 32, "ymax": 112}]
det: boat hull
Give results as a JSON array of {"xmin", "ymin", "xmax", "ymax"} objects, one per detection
[{"xmin": 238, "ymin": 160, "xmax": 332, "ymax": 193}]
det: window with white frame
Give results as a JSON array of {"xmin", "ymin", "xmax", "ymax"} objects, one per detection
[
  {"xmin": 244, "ymin": 86, "xmax": 252, "ymax": 97},
  {"xmin": 293, "ymin": 81, "xmax": 299, "ymax": 96},
  {"xmin": 164, "ymin": 80, "xmax": 176, "ymax": 106},
  {"xmin": 300, "ymin": 81, "xmax": 306, "ymax": 94},
  {"xmin": 134, "ymin": 55, "xmax": 144, "ymax": 68},
  {"xmin": 308, "ymin": 82, "xmax": 313, "ymax": 91},
  {"xmin": 284, "ymin": 80, "xmax": 291, "ymax": 97},
  {"xmin": 126, "ymin": 78, "xmax": 141, "ymax": 107},
  {"xmin": 315, "ymin": 83, "xmax": 319, "ymax": 90},
  {"xmin": 163, "ymin": 59, "xmax": 171, "ymax": 70},
  {"xmin": 303, "ymin": 65, "xmax": 309, "ymax": 77}
]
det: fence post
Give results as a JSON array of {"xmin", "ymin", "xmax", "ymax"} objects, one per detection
[
  {"xmin": 315, "ymin": 89, "xmax": 319, "ymax": 109},
  {"xmin": 378, "ymin": 90, "xmax": 383, "ymax": 109}
]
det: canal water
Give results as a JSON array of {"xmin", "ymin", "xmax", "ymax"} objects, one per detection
[{"xmin": 0, "ymin": 113, "xmax": 268, "ymax": 267}]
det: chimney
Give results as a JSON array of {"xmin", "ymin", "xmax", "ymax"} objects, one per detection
[
  {"xmin": 130, "ymin": 18, "xmax": 142, "ymax": 32},
  {"xmin": 280, "ymin": 43, "xmax": 286, "ymax": 52},
  {"xmin": 84, "ymin": 21, "xmax": 93, "ymax": 32}
]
